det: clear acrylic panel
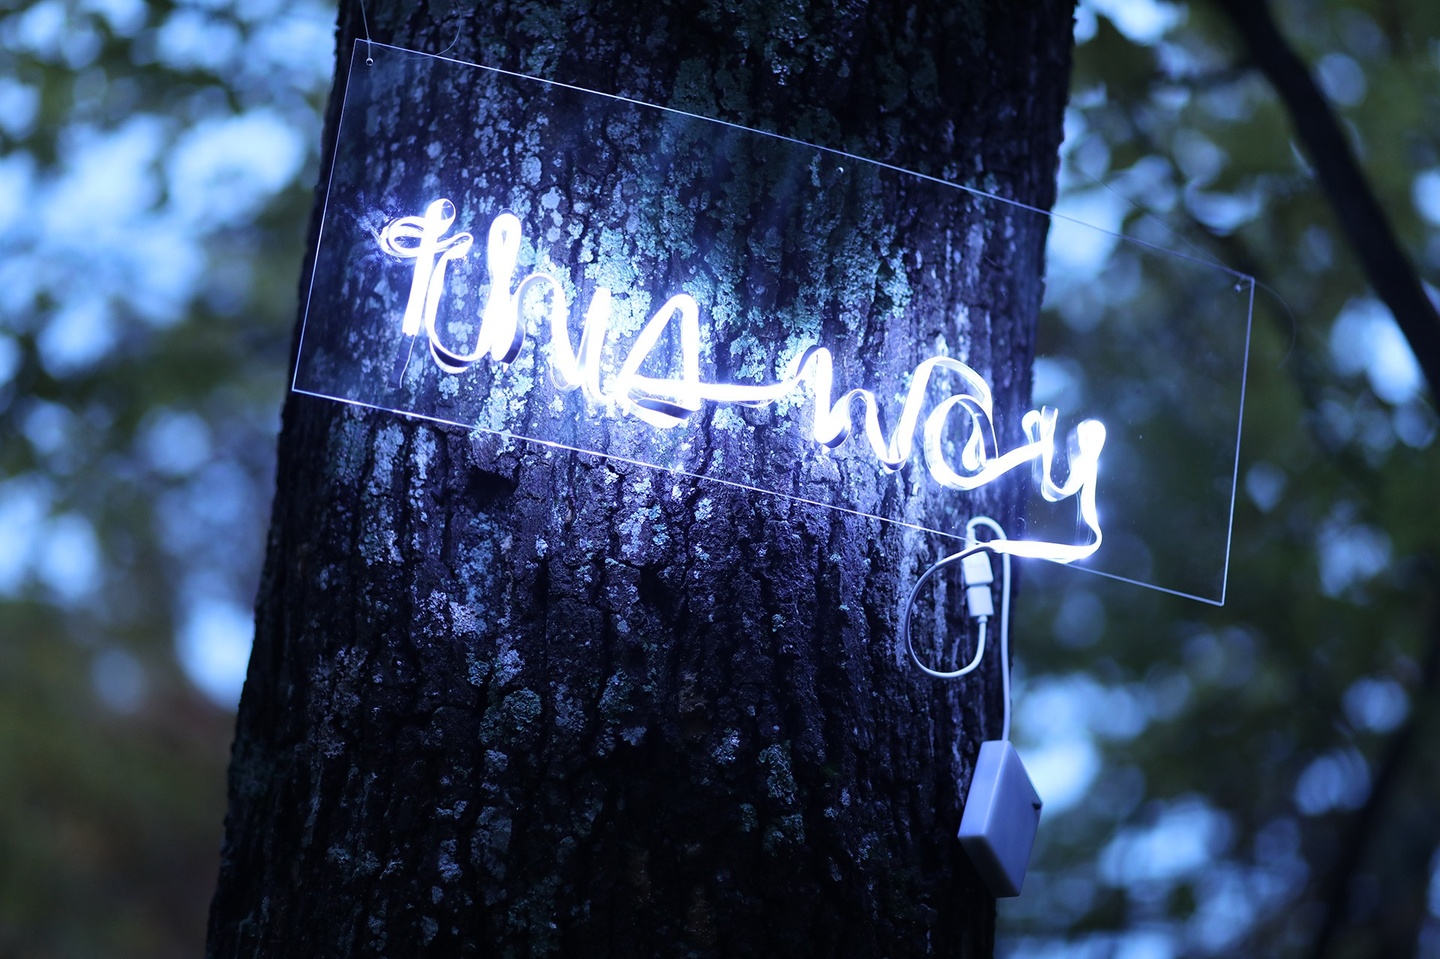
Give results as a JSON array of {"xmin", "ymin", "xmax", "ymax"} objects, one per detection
[{"xmin": 294, "ymin": 42, "xmax": 1253, "ymax": 604}]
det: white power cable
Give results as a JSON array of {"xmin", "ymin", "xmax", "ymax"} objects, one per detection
[
  {"xmin": 901, "ymin": 516, "xmax": 1013, "ymax": 741},
  {"xmin": 902, "ymin": 545, "xmax": 992, "ymax": 680},
  {"xmin": 966, "ymin": 516, "xmax": 1013, "ymax": 742}
]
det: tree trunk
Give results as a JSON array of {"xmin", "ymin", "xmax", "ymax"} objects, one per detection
[{"xmin": 207, "ymin": 2, "xmax": 1074, "ymax": 956}]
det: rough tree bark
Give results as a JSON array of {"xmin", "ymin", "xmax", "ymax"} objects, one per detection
[{"xmin": 208, "ymin": 1, "xmax": 1074, "ymax": 956}]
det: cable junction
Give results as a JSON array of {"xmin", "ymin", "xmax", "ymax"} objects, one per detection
[{"xmin": 903, "ymin": 517, "xmax": 1015, "ymax": 739}]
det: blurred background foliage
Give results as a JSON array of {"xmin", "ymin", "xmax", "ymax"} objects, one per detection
[
  {"xmin": 0, "ymin": 0, "xmax": 333, "ymax": 955},
  {"xmin": 1, "ymin": 0, "xmax": 1438, "ymax": 957}
]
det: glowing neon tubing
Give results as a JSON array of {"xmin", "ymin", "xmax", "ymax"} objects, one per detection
[
  {"xmin": 378, "ymin": 198, "xmax": 473, "ymax": 338},
  {"xmin": 381, "ymin": 201, "xmax": 1105, "ymax": 562}
]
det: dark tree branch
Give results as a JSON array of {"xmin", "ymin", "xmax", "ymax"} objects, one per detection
[
  {"xmin": 1211, "ymin": 0, "xmax": 1440, "ymax": 405},
  {"xmin": 1303, "ymin": 558, "xmax": 1440, "ymax": 959},
  {"xmin": 1199, "ymin": 4, "xmax": 1440, "ymax": 951}
]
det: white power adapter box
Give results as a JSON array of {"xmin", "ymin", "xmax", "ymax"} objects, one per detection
[{"xmin": 958, "ymin": 740, "xmax": 1043, "ymax": 898}]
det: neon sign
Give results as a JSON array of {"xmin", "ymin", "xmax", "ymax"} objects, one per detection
[
  {"xmin": 380, "ymin": 197, "xmax": 1106, "ymax": 564},
  {"xmin": 294, "ymin": 42, "xmax": 1254, "ymax": 602}
]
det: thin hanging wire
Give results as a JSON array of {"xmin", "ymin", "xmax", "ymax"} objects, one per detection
[{"xmin": 358, "ymin": 0, "xmax": 373, "ymax": 64}]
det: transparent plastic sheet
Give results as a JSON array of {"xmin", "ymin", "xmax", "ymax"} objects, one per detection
[{"xmin": 294, "ymin": 42, "xmax": 1253, "ymax": 604}]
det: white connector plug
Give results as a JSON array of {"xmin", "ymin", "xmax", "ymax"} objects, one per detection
[{"xmin": 961, "ymin": 551, "xmax": 995, "ymax": 619}]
